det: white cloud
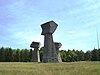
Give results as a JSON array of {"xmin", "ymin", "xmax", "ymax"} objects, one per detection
[
  {"xmin": 69, "ymin": 0, "xmax": 100, "ymax": 15},
  {"xmin": 67, "ymin": 30, "xmax": 90, "ymax": 40},
  {"xmin": 68, "ymin": 31, "xmax": 76, "ymax": 34},
  {"xmin": 85, "ymin": 1, "xmax": 100, "ymax": 10}
]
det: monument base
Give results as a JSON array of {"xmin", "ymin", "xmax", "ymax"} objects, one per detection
[{"xmin": 42, "ymin": 34, "xmax": 59, "ymax": 62}]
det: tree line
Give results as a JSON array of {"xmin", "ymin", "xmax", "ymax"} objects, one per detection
[
  {"xmin": 0, "ymin": 47, "xmax": 33, "ymax": 62},
  {"xmin": 0, "ymin": 47, "xmax": 100, "ymax": 62},
  {"xmin": 61, "ymin": 48, "xmax": 100, "ymax": 62}
]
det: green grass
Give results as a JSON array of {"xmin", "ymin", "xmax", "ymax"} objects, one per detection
[{"xmin": 0, "ymin": 61, "xmax": 100, "ymax": 75}]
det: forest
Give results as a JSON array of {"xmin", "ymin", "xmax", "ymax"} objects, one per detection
[{"xmin": 0, "ymin": 47, "xmax": 100, "ymax": 62}]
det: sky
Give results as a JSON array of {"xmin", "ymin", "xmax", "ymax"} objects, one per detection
[{"xmin": 0, "ymin": 0, "xmax": 100, "ymax": 51}]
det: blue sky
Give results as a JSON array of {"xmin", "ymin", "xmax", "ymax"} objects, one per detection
[{"xmin": 0, "ymin": 0, "xmax": 100, "ymax": 51}]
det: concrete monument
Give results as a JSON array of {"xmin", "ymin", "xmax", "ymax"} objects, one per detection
[
  {"xmin": 30, "ymin": 41, "xmax": 40, "ymax": 62},
  {"xmin": 54, "ymin": 42, "xmax": 62, "ymax": 62},
  {"xmin": 41, "ymin": 21, "xmax": 59, "ymax": 62}
]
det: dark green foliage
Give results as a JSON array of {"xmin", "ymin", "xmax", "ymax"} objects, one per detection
[
  {"xmin": 60, "ymin": 48, "xmax": 100, "ymax": 62},
  {"xmin": 0, "ymin": 47, "xmax": 100, "ymax": 62},
  {"xmin": 13, "ymin": 49, "xmax": 20, "ymax": 62},
  {"xmin": 60, "ymin": 49, "xmax": 85, "ymax": 62},
  {"xmin": 23, "ymin": 49, "xmax": 30, "ymax": 62},
  {"xmin": 98, "ymin": 48, "xmax": 100, "ymax": 61},
  {"xmin": 91, "ymin": 48, "xmax": 99, "ymax": 61},
  {"xmin": 84, "ymin": 51, "xmax": 91, "ymax": 61},
  {"xmin": 7, "ymin": 48, "xmax": 13, "ymax": 62},
  {"xmin": 78, "ymin": 50, "xmax": 85, "ymax": 61},
  {"xmin": 3, "ymin": 48, "xmax": 13, "ymax": 62},
  {"xmin": 39, "ymin": 47, "xmax": 44, "ymax": 61},
  {"xmin": 20, "ymin": 49, "xmax": 25, "ymax": 62},
  {"xmin": 0, "ymin": 47, "xmax": 5, "ymax": 61},
  {"xmin": 60, "ymin": 50, "xmax": 67, "ymax": 62},
  {"xmin": 29, "ymin": 49, "xmax": 33, "ymax": 62},
  {"xmin": 0, "ymin": 47, "xmax": 31, "ymax": 62}
]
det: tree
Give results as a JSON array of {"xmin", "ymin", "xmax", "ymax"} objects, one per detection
[
  {"xmin": 7, "ymin": 48, "xmax": 13, "ymax": 62},
  {"xmin": 20, "ymin": 49, "xmax": 24, "ymax": 62},
  {"xmin": 4, "ymin": 48, "xmax": 10, "ymax": 62},
  {"xmin": 39, "ymin": 47, "xmax": 44, "ymax": 61},
  {"xmin": 29, "ymin": 49, "xmax": 33, "ymax": 62},
  {"xmin": 91, "ymin": 48, "xmax": 99, "ymax": 61},
  {"xmin": 60, "ymin": 50, "xmax": 67, "ymax": 62},
  {"xmin": 98, "ymin": 48, "xmax": 100, "ymax": 61},
  {"xmin": 84, "ymin": 51, "xmax": 91, "ymax": 61},
  {"xmin": 76, "ymin": 50, "xmax": 85, "ymax": 61},
  {"xmin": 13, "ymin": 49, "xmax": 20, "ymax": 62},
  {"xmin": 23, "ymin": 49, "xmax": 30, "ymax": 62},
  {"xmin": 0, "ymin": 47, "xmax": 5, "ymax": 62},
  {"xmin": 65, "ymin": 50, "xmax": 77, "ymax": 62}
]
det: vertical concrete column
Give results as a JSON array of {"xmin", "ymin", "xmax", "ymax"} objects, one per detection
[
  {"xmin": 41, "ymin": 21, "xmax": 59, "ymax": 62},
  {"xmin": 30, "ymin": 41, "xmax": 40, "ymax": 62},
  {"xmin": 54, "ymin": 42, "xmax": 62, "ymax": 62}
]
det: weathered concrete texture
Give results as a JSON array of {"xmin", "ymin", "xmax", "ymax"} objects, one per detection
[
  {"xmin": 30, "ymin": 41, "xmax": 40, "ymax": 62},
  {"xmin": 41, "ymin": 21, "xmax": 58, "ymax": 35},
  {"xmin": 41, "ymin": 21, "xmax": 59, "ymax": 62},
  {"xmin": 54, "ymin": 42, "xmax": 62, "ymax": 62}
]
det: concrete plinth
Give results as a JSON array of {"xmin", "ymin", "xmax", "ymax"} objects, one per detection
[
  {"xmin": 30, "ymin": 41, "xmax": 40, "ymax": 62},
  {"xmin": 54, "ymin": 42, "xmax": 62, "ymax": 62}
]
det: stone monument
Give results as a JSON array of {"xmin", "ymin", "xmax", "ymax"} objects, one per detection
[
  {"xmin": 41, "ymin": 21, "xmax": 59, "ymax": 62},
  {"xmin": 30, "ymin": 41, "xmax": 40, "ymax": 62},
  {"xmin": 54, "ymin": 42, "xmax": 62, "ymax": 62}
]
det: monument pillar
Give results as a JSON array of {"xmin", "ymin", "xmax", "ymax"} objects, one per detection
[
  {"xmin": 30, "ymin": 41, "xmax": 40, "ymax": 62},
  {"xmin": 41, "ymin": 21, "xmax": 59, "ymax": 62},
  {"xmin": 54, "ymin": 42, "xmax": 62, "ymax": 62}
]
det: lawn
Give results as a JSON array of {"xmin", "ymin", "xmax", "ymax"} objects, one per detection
[{"xmin": 0, "ymin": 61, "xmax": 100, "ymax": 75}]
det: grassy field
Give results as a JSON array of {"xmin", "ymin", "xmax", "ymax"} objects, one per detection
[{"xmin": 0, "ymin": 61, "xmax": 100, "ymax": 75}]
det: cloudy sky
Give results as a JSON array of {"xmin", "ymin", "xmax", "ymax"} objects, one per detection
[{"xmin": 0, "ymin": 0, "xmax": 100, "ymax": 51}]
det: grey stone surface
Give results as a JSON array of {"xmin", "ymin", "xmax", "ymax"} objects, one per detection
[
  {"xmin": 41, "ymin": 21, "xmax": 59, "ymax": 62},
  {"xmin": 30, "ymin": 41, "xmax": 40, "ymax": 62},
  {"xmin": 41, "ymin": 21, "xmax": 58, "ymax": 35},
  {"xmin": 54, "ymin": 42, "xmax": 62, "ymax": 62}
]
